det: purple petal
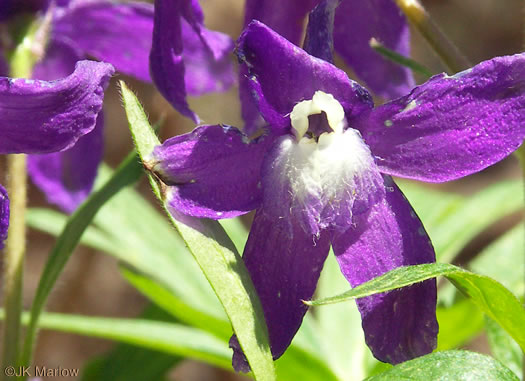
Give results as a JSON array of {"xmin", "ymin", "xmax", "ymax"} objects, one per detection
[
  {"xmin": 261, "ymin": 130, "xmax": 385, "ymax": 237},
  {"xmin": 357, "ymin": 54, "xmax": 525, "ymax": 182},
  {"xmin": 27, "ymin": 112, "xmax": 104, "ymax": 213},
  {"xmin": 53, "ymin": 1, "xmax": 154, "ymax": 82},
  {"xmin": 0, "ymin": 0, "xmax": 49, "ymax": 20},
  {"xmin": 0, "ymin": 185, "xmax": 9, "ymax": 250},
  {"xmin": 237, "ymin": 21, "xmax": 373, "ymax": 134},
  {"xmin": 230, "ymin": 208, "xmax": 331, "ymax": 371},
  {"xmin": 332, "ymin": 176, "xmax": 438, "ymax": 364},
  {"xmin": 151, "ymin": 124, "xmax": 275, "ymax": 219},
  {"xmin": 334, "ymin": 0, "xmax": 414, "ymax": 99},
  {"xmin": 150, "ymin": 0, "xmax": 234, "ymax": 123},
  {"xmin": 0, "ymin": 60, "xmax": 113, "ymax": 154},
  {"xmin": 240, "ymin": 0, "xmax": 320, "ymax": 134},
  {"xmin": 303, "ymin": 0, "xmax": 337, "ymax": 63}
]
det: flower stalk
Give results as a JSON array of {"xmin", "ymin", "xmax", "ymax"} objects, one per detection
[
  {"xmin": 1, "ymin": 15, "xmax": 41, "ymax": 380},
  {"xmin": 394, "ymin": 0, "xmax": 471, "ymax": 74}
]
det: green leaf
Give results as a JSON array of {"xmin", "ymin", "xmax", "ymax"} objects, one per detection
[
  {"xmin": 435, "ymin": 300, "xmax": 484, "ymax": 351},
  {"xmin": 306, "ymin": 263, "xmax": 525, "ymax": 353},
  {"xmin": 81, "ymin": 305, "xmax": 182, "ymax": 381},
  {"xmin": 485, "ymin": 317, "xmax": 523, "ymax": 379},
  {"xmin": 20, "ymin": 151, "xmax": 144, "ymax": 368},
  {"xmin": 120, "ymin": 81, "xmax": 276, "ymax": 381},
  {"xmin": 7, "ymin": 309, "xmax": 231, "ymax": 370},
  {"xmin": 365, "ymin": 350, "xmax": 519, "ymax": 380},
  {"xmin": 469, "ymin": 224, "xmax": 524, "ymax": 297},
  {"xmin": 397, "ymin": 180, "xmax": 522, "ymax": 263}
]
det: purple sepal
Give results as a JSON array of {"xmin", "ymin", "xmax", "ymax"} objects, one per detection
[
  {"xmin": 237, "ymin": 21, "xmax": 373, "ymax": 132},
  {"xmin": 53, "ymin": 1, "xmax": 154, "ymax": 82},
  {"xmin": 150, "ymin": 0, "xmax": 234, "ymax": 123},
  {"xmin": 230, "ymin": 208, "xmax": 331, "ymax": 370},
  {"xmin": 0, "ymin": 60, "xmax": 113, "ymax": 154},
  {"xmin": 334, "ymin": 0, "xmax": 414, "ymax": 99},
  {"xmin": 240, "ymin": 0, "xmax": 320, "ymax": 135},
  {"xmin": 303, "ymin": 0, "xmax": 338, "ymax": 63},
  {"xmin": 153, "ymin": 124, "xmax": 275, "ymax": 219},
  {"xmin": 27, "ymin": 112, "xmax": 104, "ymax": 213},
  {"xmin": 356, "ymin": 54, "xmax": 525, "ymax": 182},
  {"xmin": 0, "ymin": 185, "xmax": 9, "ymax": 250},
  {"xmin": 332, "ymin": 176, "xmax": 438, "ymax": 364}
]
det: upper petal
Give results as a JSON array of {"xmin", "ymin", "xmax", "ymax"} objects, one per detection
[
  {"xmin": 237, "ymin": 21, "xmax": 373, "ymax": 133},
  {"xmin": 149, "ymin": 0, "xmax": 234, "ymax": 123},
  {"xmin": 54, "ymin": 1, "xmax": 154, "ymax": 82},
  {"xmin": 27, "ymin": 112, "xmax": 104, "ymax": 213},
  {"xmin": 356, "ymin": 54, "xmax": 525, "ymax": 182},
  {"xmin": 230, "ymin": 208, "xmax": 331, "ymax": 371},
  {"xmin": 0, "ymin": 185, "xmax": 9, "ymax": 250},
  {"xmin": 150, "ymin": 124, "xmax": 275, "ymax": 219},
  {"xmin": 0, "ymin": 60, "xmax": 113, "ymax": 154},
  {"xmin": 334, "ymin": 0, "xmax": 414, "ymax": 99},
  {"xmin": 332, "ymin": 176, "xmax": 438, "ymax": 364}
]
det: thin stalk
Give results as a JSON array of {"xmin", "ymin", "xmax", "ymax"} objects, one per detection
[
  {"xmin": 394, "ymin": 0, "xmax": 471, "ymax": 74},
  {"xmin": 1, "ymin": 155, "xmax": 27, "ymax": 381}
]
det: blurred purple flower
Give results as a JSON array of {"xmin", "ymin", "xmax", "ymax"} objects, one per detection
[
  {"xmin": 0, "ymin": 60, "xmax": 114, "ymax": 248},
  {"xmin": 146, "ymin": 12, "xmax": 525, "ymax": 368},
  {"xmin": 1, "ymin": 0, "xmax": 234, "ymax": 212},
  {"xmin": 241, "ymin": 0, "xmax": 413, "ymax": 135}
]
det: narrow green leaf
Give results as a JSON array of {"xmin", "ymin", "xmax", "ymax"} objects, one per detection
[
  {"xmin": 120, "ymin": 81, "xmax": 276, "ymax": 381},
  {"xmin": 307, "ymin": 263, "xmax": 525, "ymax": 352},
  {"xmin": 485, "ymin": 317, "xmax": 523, "ymax": 379},
  {"xmin": 19, "ymin": 151, "xmax": 143, "ymax": 368},
  {"xmin": 6, "ymin": 310, "xmax": 231, "ymax": 370},
  {"xmin": 365, "ymin": 350, "xmax": 519, "ymax": 381},
  {"xmin": 369, "ymin": 38, "xmax": 433, "ymax": 78}
]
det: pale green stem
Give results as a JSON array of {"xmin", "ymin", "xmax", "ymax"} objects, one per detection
[
  {"xmin": 395, "ymin": 0, "xmax": 471, "ymax": 74},
  {"xmin": 1, "ymin": 17, "xmax": 39, "ymax": 380},
  {"xmin": 1, "ymin": 155, "xmax": 27, "ymax": 381}
]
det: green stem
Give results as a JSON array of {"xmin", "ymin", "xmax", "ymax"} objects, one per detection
[
  {"xmin": 1, "ymin": 155, "xmax": 27, "ymax": 381},
  {"xmin": 394, "ymin": 0, "xmax": 471, "ymax": 74}
]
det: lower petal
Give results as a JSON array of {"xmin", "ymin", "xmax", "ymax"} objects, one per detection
[
  {"xmin": 332, "ymin": 176, "xmax": 438, "ymax": 364},
  {"xmin": 27, "ymin": 112, "xmax": 104, "ymax": 213},
  {"xmin": 231, "ymin": 208, "xmax": 331, "ymax": 370},
  {"xmin": 0, "ymin": 185, "xmax": 9, "ymax": 249}
]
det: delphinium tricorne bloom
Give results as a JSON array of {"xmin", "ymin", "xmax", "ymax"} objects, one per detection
[
  {"xmin": 145, "ymin": 0, "xmax": 524, "ymax": 370},
  {"xmin": 0, "ymin": 0, "xmax": 234, "ymax": 212},
  {"xmin": 0, "ymin": 60, "xmax": 114, "ymax": 247}
]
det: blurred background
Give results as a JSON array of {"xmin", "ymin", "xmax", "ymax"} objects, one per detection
[{"xmin": 1, "ymin": 0, "xmax": 523, "ymax": 379}]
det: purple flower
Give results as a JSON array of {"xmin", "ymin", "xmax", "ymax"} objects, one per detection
[
  {"xmin": 241, "ymin": 0, "xmax": 413, "ymax": 135},
  {"xmin": 1, "ymin": 0, "xmax": 234, "ymax": 212},
  {"xmin": 0, "ymin": 60, "xmax": 114, "ymax": 248},
  {"xmin": 146, "ymin": 15, "xmax": 525, "ymax": 369}
]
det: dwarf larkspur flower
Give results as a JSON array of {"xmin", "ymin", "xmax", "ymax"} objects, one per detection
[{"xmin": 145, "ymin": 10, "xmax": 525, "ymax": 369}]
